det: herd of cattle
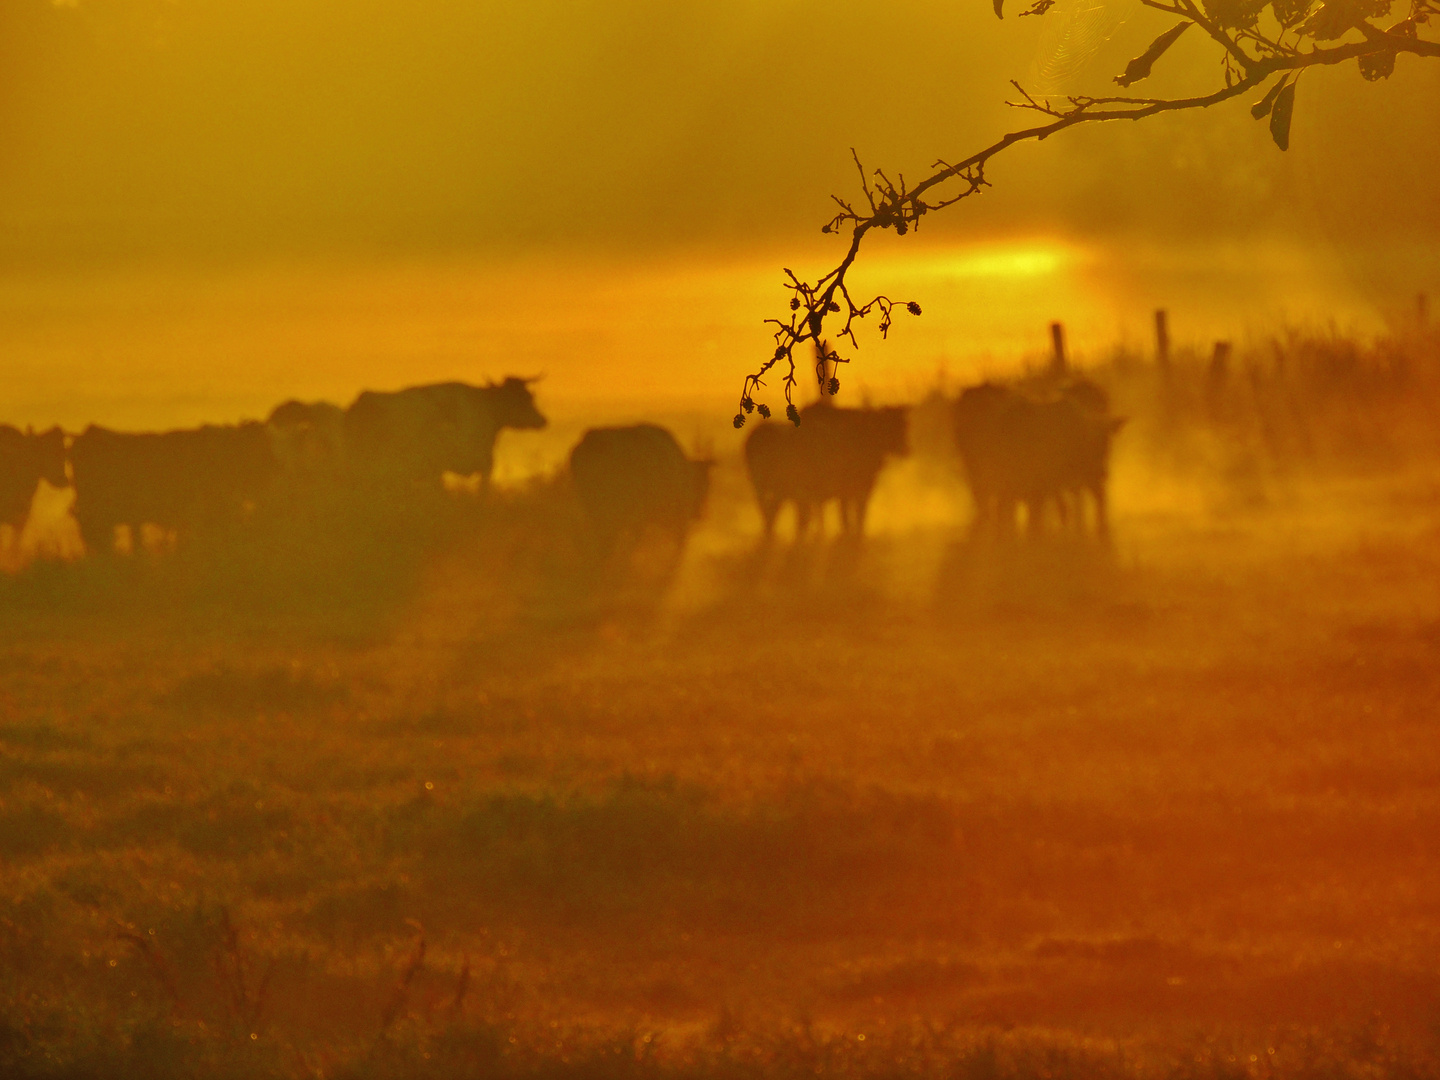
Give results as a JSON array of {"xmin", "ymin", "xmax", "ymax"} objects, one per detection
[{"xmin": 0, "ymin": 370, "xmax": 1123, "ymax": 561}]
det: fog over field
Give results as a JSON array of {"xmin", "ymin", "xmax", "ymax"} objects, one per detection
[{"xmin": 3, "ymin": 1, "xmax": 1440, "ymax": 1078}]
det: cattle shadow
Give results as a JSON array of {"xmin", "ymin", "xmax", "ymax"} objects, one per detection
[
  {"xmin": 930, "ymin": 530, "xmax": 1125, "ymax": 623},
  {"xmin": 568, "ymin": 531, "xmax": 692, "ymax": 625},
  {"xmin": 686, "ymin": 532, "xmax": 896, "ymax": 636},
  {"xmin": 0, "ymin": 481, "xmax": 563, "ymax": 637}
]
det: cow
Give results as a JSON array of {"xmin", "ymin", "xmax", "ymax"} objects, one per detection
[
  {"xmin": 266, "ymin": 399, "xmax": 347, "ymax": 485},
  {"xmin": 70, "ymin": 422, "xmax": 279, "ymax": 554},
  {"xmin": 342, "ymin": 378, "xmax": 546, "ymax": 490},
  {"xmin": 569, "ymin": 424, "xmax": 712, "ymax": 553},
  {"xmin": 744, "ymin": 402, "xmax": 909, "ymax": 540},
  {"xmin": 0, "ymin": 426, "xmax": 68, "ymax": 531},
  {"xmin": 953, "ymin": 379, "xmax": 1123, "ymax": 540}
]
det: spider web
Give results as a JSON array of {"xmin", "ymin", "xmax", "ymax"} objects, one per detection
[{"xmin": 1029, "ymin": 0, "xmax": 1133, "ymax": 94}]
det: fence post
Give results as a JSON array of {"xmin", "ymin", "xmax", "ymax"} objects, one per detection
[
  {"xmin": 1206, "ymin": 340, "xmax": 1231, "ymax": 419},
  {"xmin": 1209, "ymin": 340, "xmax": 1232, "ymax": 381},
  {"xmin": 1049, "ymin": 321, "xmax": 1067, "ymax": 375}
]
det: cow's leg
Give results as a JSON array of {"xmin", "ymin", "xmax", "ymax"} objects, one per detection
[
  {"xmin": 967, "ymin": 488, "xmax": 994, "ymax": 541},
  {"xmin": 1055, "ymin": 491, "xmax": 1072, "ymax": 530},
  {"xmin": 853, "ymin": 495, "xmax": 872, "ymax": 538},
  {"xmin": 996, "ymin": 495, "xmax": 1018, "ymax": 540},
  {"xmin": 1091, "ymin": 482, "xmax": 1111, "ymax": 543},
  {"xmin": 758, "ymin": 495, "xmax": 779, "ymax": 542},
  {"xmin": 76, "ymin": 515, "xmax": 118, "ymax": 556},
  {"xmin": 793, "ymin": 499, "xmax": 810, "ymax": 541}
]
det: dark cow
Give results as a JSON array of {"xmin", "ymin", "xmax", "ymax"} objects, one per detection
[
  {"xmin": 70, "ymin": 422, "xmax": 279, "ymax": 554},
  {"xmin": 0, "ymin": 426, "xmax": 68, "ymax": 531},
  {"xmin": 343, "ymin": 378, "xmax": 545, "ymax": 489},
  {"xmin": 266, "ymin": 399, "xmax": 346, "ymax": 484},
  {"xmin": 744, "ymin": 402, "xmax": 909, "ymax": 540},
  {"xmin": 569, "ymin": 424, "xmax": 712, "ymax": 551},
  {"xmin": 953, "ymin": 379, "xmax": 1123, "ymax": 540}
]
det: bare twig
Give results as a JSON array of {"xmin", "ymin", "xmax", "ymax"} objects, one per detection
[
  {"xmin": 214, "ymin": 907, "xmax": 276, "ymax": 1033},
  {"xmin": 115, "ymin": 921, "xmax": 183, "ymax": 1015},
  {"xmin": 379, "ymin": 922, "xmax": 427, "ymax": 1032}
]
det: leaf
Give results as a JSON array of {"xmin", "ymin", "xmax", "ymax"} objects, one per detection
[
  {"xmin": 993, "ymin": 0, "xmax": 1005, "ymax": 17},
  {"xmin": 1299, "ymin": 0, "xmax": 1358, "ymax": 40},
  {"xmin": 1114, "ymin": 22, "xmax": 1191, "ymax": 87},
  {"xmin": 1270, "ymin": 0, "xmax": 1315, "ymax": 27},
  {"xmin": 1203, "ymin": 0, "xmax": 1266, "ymax": 28},
  {"xmin": 1359, "ymin": 47, "xmax": 1397, "ymax": 79},
  {"xmin": 1250, "ymin": 78, "xmax": 1286, "ymax": 120},
  {"xmin": 1360, "ymin": 16, "xmax": 1419, "ymax": 77},
  {"xmin": 1269, "ymin": 79, "xmax": 1296, "ymax": 151}
]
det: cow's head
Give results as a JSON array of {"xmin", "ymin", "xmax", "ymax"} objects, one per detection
[
  {"xmin": 490, "ymin": 376, "xmax": 548, "ymax": 431},
  {"xmin": 33, "ymin": 427, "xmax": 69, "ymax": 488},
  {"xmin": 954, "ymin": 381, "xmax": 1019, "ymax": 446}
]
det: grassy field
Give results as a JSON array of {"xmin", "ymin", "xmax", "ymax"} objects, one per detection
[{"xmin": 3, "ymin": 328, "xmax": 1440, "ymax": 1078}]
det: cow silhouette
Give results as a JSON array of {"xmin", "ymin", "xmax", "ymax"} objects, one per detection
[
  {"xmin": 266, "ymin": 399, "xmax": 347, "ymax": 486},
  {"xmin": 569, "ymin": 424, "xmax": 712, "ymax": 553},
  {"xmin": 70, "ymin": 423, "xmax": 279, "ymax": 554},
  {"xmin": 0, "ymin": 426, "xmax": 68, "ymax": 532},
  {"xmin": 953, "ymin": 377, "xmax": 1123, "ymax": 540},
  {"xmin": 744, "ymin": 402, "xmax": 908, "ymax": 540},
  {"xmin": 343, "ymin": 378, "xmax": 546, "ymax": 490}
]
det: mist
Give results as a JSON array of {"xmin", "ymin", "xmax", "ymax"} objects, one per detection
[{"xmin": 4, "ymin": 2, "xmax": 1440, "ymax": 1077}]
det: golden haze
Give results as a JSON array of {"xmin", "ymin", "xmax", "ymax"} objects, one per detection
[{"xmin": 1, "ymin": 2, "xmax": 1439, "ymax": 1078}]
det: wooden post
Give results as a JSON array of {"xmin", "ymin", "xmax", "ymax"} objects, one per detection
[
  {"xmin": 1049, "ymin": 321, "xmax": 1067, "ymax": 374},
  {"xmin": 1209, "ymin": 340, "xmax": 1232, "ymax": 381},
  {"xmin": 1206, "ymin": 340, "xmax": 1232, "ymax": 420},
  {"xmin": 1154, "ymin": 309, "xmax": 1170, "ymax": 371}
]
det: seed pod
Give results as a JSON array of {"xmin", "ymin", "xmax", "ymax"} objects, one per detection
[
  {"xmin": 1250, "ymin": 78, "xmax": 1286, "ymax": 120},
  {"xmin": 786, "ymin": 403, "xmax": 800, "ymax": 426},
  {"xmin": 907, "ymin": 301, "xmax": 923, "ymax": 316},
  {"xmin": 733, "ymin": 414, "xmax": 746, "ymax": 429}
]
